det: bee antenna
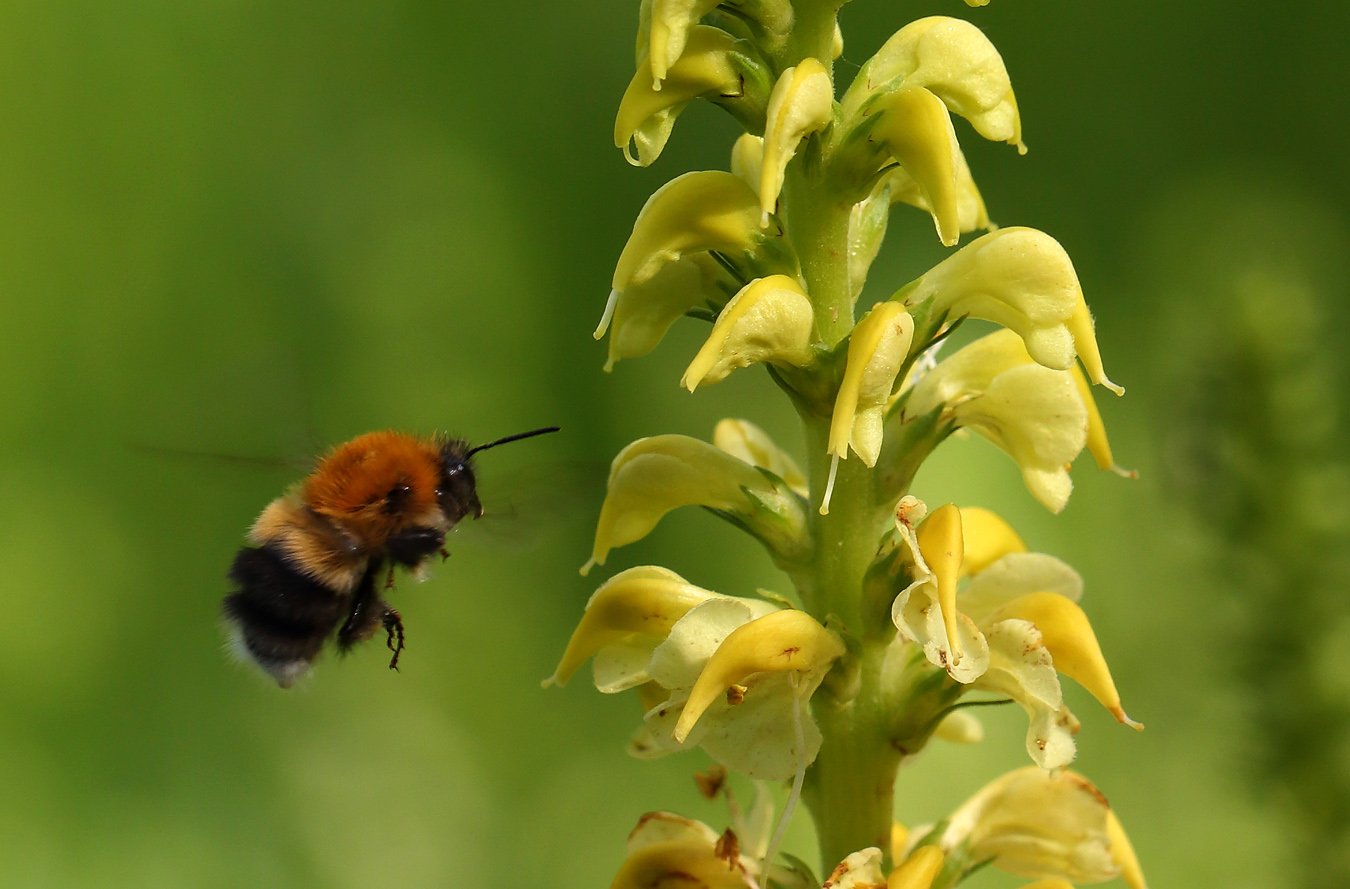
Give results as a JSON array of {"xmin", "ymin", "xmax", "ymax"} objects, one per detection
[{"xmin": 466, "ymin": 426, "xmax": 561, "ymax": 458}]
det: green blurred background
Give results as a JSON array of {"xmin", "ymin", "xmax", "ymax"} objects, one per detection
[{"xmin": 1, "ymin": 1, "xmax": 1347, "ymax": 886}]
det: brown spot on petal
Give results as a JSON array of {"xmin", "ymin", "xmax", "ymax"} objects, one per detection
[
  {"xmin": 1067, "ymin": 773, "xmax": 1110, "ymax": 808},
  {"xmin": 715, "ymin": 828, "xmax": 740, "ymax": 868},
  {"xmin": 726, "ymin": 684, "xmax": 747, "ymax": 706},
  {"xmin": 823, "ymin": 859, "xmax": 853, "ymax": 887},
  {"xmin": 781, "ymin": 646, "xmax": 801, "ymax": 659},
  {"xmin": 1036, "ymin": 738, "xmax": 1048, "ymax": 750},
  {"xmin": 694, "ymin": 766, "xmax": 727, "ymax": 800}
]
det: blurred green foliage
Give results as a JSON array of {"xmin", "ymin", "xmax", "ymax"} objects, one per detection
[{"xmin": 0, "ymin": 1, "xmax": 1346, "ymax": 887}]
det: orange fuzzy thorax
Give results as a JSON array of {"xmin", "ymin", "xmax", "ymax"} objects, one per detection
[{"xmin": 301, "ymin": 431, "xmax": 445, "ymax": 545}]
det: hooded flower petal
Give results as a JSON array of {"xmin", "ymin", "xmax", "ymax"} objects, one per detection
[
  {"xmin": 759, "ymin": 59, "xmax": 834, "ymax": 223},
  {"xmin": 938, "ymin": 767, "xmax": 1121, "ymax": 884},
  {"xmin": 633, "ymin": 600, "xmax": 832, "ymax": 781},
  {"xmin": 584, "ymin": 434, "xmax": 779, "ymax": 573},
  {"xmin": 596, "ymin": 253, "xmax": 729, "ymax": 371},
  {"xmin": 1067, "ymin": 292, "xmax": 1123, "ymax": 395},
  {"xmin": 897, "ymin": 228, "xmax": 1086, "ymax": 371},
  {"xmin": 868, "ymin": 86, "xmax": 962, "ymax": 246},
  {"xmin": 884, "ymin": 146, "xmax": 991, "ymax": 235},
  {"xmin": 713, "ymin": 418, "xmax": 808, "ymax": 496},
  {"xmin": 905, "ymin": 330, "xmax": 1088, "ymax": 513},
  {"xmin": 828, "ymin": 302, "xmax": 915, "ymax": 466},
  {"xmin": 616, "ymin": 26, "xmax": 765, "ymax": 167},
  {"xmin": 988, "ymin": 592, "xmax": 1142, "ymax": 729},
  {"xmin": 641, "ymin": 0, "xmax": 793, "ymax": 88},
  {"xmin": 842, "ymin": 16, "xmax": 1023, "ymax": 151},
  {"xmin": 612, "ymin": 170, "xmax": 766, "ymax": 295},
  {"xmin": 546, "ymin": 565, "xmax": 718, "ymax": 689},
  {"xmin": 682, "ymin": 274, "xmax": 816, "ymax": 390},
  {"xmin": 674, "ymin": 609, "xmax": 844, "ymax": 742}
]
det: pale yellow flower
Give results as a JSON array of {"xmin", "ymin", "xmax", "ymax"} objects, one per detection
[{"xmin": 682, "ymin": 274, "xmax": 816, "ymax": 391}]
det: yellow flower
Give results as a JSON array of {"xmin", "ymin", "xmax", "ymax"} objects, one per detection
[
  {"xmin": 903, "ymin": 330, "xmax": 1087, "ymax": 512},
  {"xmin": 898, "ymin": 228, "xmax": 1095, "ymax": 374},
  {"xmin": 615, "ymin": 26, "xmax": 759, "ymax": 167},
  {"xmin": 888, "ymin": 845, "xmax": 944, "ymax": 889},
  {"xmin": 934, "ymin": 768, "xmax": 1125, "ymax": 885},
  {"xmin": 610, "ymin": 170, "xmax": 767, "ymax": 296},
  {"xmin": 583, "ymin": 434, "xmax": 787, "ymax": 574},
  {"xmin": 595, "ymin": 253, "xmax": 727, "ymax": 371},
  {"xmin": 682, "ymin": 274, "xmax": 816, "ymax": 391},
  {"xmin": 867, "ymin": 86, "xmax": 963, "ymax": 247},
  {"xmin": 638, "ymin": 0, "xmax": 793, "ymax": 89},
  {"xmin": 841, "ymin": 16, "xmax": 1023, "ymax": 153},
  {"xmin": 890, "ymin": 500, "xmax": 1139, "ymax": 768},
  {"xmin": 758, "ymin": 59, "xmax": 834, "ymax": 224}
]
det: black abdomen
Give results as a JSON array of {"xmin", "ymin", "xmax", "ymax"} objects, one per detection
[{"xmin": 224, "ymin": 546, "xmax": 347, "ymax": 687}]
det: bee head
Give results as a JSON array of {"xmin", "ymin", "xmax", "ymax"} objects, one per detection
[{"xmin": 438, "ymin": 443, "xmax": 483, "ymax": 526}]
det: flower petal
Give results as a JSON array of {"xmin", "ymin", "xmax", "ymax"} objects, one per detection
[
  {"xmin": 888, "ymin": 845, "xmax": 944, "ymax": 889},
  {"xmin": 961, "ymin": 552, "xmax": 1083, "ymax": 623},
  {"xmin": 682, "ymin": 274, "xmax": 816, "ymax": 390},
  {"xmin": 973, "ymin": 618, "xmax": 1076, "ymax": 769},
  {"xmin": 597, "ymin": 253, "xmax": 728, "ymax": 371},
  {"xmin": 989, "ymin": 592, "xmax": 1142, "ymax": 730},
  {"xmin": 869, "ymin": 86, "xmax": 962, "ymax": 246},
  {"xmin": 585, "ymin": 434, "xmax": 774, "ymax": 573},
  {"xmin": 957, "ymin": 506, "xmax": 1027, "ymax": 577},
  {"xmin": 713, "ymin": 418, "xmax": 808, "ymax": 496},
  {"xmin": 674, "ymin": 609, "xmax": 844, "ymax": 742},
  {"xmin": 843, "ymin": 16, "xmax": 1023, "ymax": 151}
]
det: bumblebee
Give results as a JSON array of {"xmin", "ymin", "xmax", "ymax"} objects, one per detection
[{"xmin": 224, "ymin": 427, "xmax": 557, "ymax": 687}]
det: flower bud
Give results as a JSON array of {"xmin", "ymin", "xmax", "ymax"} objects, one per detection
[
  {"xmin": 933, "ymin": 709, "xmax": 984, "ymax": 744},
  {"xmin": 759, "ymin": 59, "xmax": 834, "ymax": 224},
  {"xmin": 713, "ymin": 418, "xmax": 807, "ymax": 495},
  {"xmin": 899, "ymin": 228, "xmax": 1089, "ymax": 371},
  {"xmin": 828, "ymin": 302, "xmax": 915, "ymax": 466},
  {"xmin": 595, "ymin": 253, "xmax": 728, "ymax": 371},
  {"xmin": 682, "ymin": 274, "xmax": 816, "ymax": 391},
  {"xmin": 842, "ymin": 16, "xmax": 1023, "ymax": 152},
  {"xmin": 616, "ymin": 26, "xmax": 765, "ymax": 167},
  {"xmin": 612, "ymin": 171, "xmax": 765, "ymax": 295},
  {"xmin": 674, "ymin": 609, "xmax": 845, "ymax": 742},
  {"xmin": 868, "ymin": 86, "xmax": 962, "ymax": 246},
  {"xmin": 904, "ymin": 330, "xmax": 1088, "ymax": 512}
]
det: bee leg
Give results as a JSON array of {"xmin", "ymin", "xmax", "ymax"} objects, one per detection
[
  {"xmin": 385, "ymin": 563, "xmax": 396, "ymax": 590},
  {"xmin": 383, "ymin": 607, "xmax": 405, "ymax": 671},
  {"xmin": 439, "ymin": 547, "xmax": 450, "ymax": 561}
]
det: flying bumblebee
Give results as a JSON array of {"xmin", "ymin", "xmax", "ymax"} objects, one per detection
[{"xmin": 223, "ymin": 426, "xmax": 559, "ymax": 687}]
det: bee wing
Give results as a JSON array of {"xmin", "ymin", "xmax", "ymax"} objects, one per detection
[{"xmin": 448, "ymin": 460, "xmax": 605, "ymax": 551}]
